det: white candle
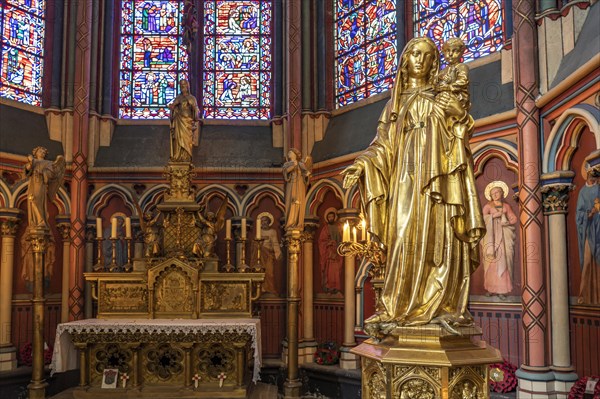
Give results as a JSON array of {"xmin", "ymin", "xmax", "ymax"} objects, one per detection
[
  {"xmin": 343, "ymin": 222, "xmax": 350, "ymax": 242},
  {"xmin": 111, "ymin": 217, "xmax": 117, "ymax": 239},
  {"xmin": 125, "ymin": 217, "xmax": 132, "ymax": 238},
  {"xmin": 241, "ymin": 218, "xmax": 247, "ymax": 239},
  {"xmin": 225, "ymin": 219, "xmax": 231, "ymax": 240},
  {"xmin": 361, "ymin": 219, "xmax": 366, "ymax": 241},
  {"xmin": 96, "ymin": 218, "xmax": 102, "ymax": 239},
  {"xmin": 352, "ymin": 227, "xmax": 357, "ymax": 243},
  {"xmin": 256, "ymin": 219, "xmax": 261, "ymax": 240}
]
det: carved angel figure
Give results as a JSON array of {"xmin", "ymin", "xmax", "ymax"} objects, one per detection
[
  {"xmin": 24, "ymin": 147, "xmax": 65, "ymax": 228},
  {"xmin": 283, "ymin": 148, "xmax": 312, "ymax": 230},
  {"xmin": 193, "ymin": 198, "xmax": 228, "ymax": 258}
]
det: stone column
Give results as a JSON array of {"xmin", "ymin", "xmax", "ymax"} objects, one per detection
[
  {"xmin": 0, "ymin": 209, "xmax": 22, "ymax": 371},
  {"xmin": 512, "ymin": 1, "xmax": 553, "ymax": 395},
  {"xmin": 69, "ymin": 0, "xmax": 92, "ymax": 321},
  {"xmin": 56, "ymin": 216, "xmax": 71, "ymax": 323},
  {"xmin": 541, "ymin": 173, "xmax": 578, "ymax": 397},
  {"xmin": 337, "ymin": 208, "xmax": 359, "ymax": 369},
  {"xmin": 283, "ymin": 229, "xmax": 302, "ymax": 399},
  {"xmin": 299, "ymin": 216, "xmax": 319, "ymax": 364}
]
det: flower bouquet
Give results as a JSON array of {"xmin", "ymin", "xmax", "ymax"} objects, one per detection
[
  {"xmin": 313, "ymin": 342, "xmax": 340, "ymax": 365},
  {"xmin": 489, "ymin": 360, "xmax": 517, "ymax": 393}
]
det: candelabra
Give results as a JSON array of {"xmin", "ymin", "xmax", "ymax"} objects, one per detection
[
  {"xmin": 123, "ymin": 237, "xmax": 133, "ymax": 272},
  {"xmin": 93, "ymin": 237, "xmax": 105, "ymax": 271},
  {"xmin": 108, "ymin": 237, "xmax": 121, "ymax": 272},
  {"xmin": 337, "ymin": 239, "xmax": 386, "ymax": 313},
  {"xmin": 238, "ymin": 237, "xmax": 250, "ymax": 272},
  {"xmin": 223, "ymin": 238, "xmax": 235, "ymax": 272},
  {"xmin": 252, "ymin": 238, "xmax": 265, "ymax": 272}
]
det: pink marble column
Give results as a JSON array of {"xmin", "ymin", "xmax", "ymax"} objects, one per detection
[
  {"xmin": 69, "ymin": 0, "xmax": 92, "ymax": 321},
  {"xmin": 286, "ymin": 0, "xmax": 302, "ymax": 152},
  {"xmin": 512, "ymin": 0, "xmax": 552, "ymax": 395}
]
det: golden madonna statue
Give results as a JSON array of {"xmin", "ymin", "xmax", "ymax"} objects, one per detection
[
  {"xmin": 342, "ymin": 37, "xmax": 484, "ymax": 333},
  {"xmin": 169, "ymin": 79, "xmax": 199, "ymax": 162}
]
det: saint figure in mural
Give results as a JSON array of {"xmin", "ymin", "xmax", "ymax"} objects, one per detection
[
  {"xmin": 481, "ymin": 180, "xmax": 517, "ymax": 299},
  {"xmin": 342, "ymin": 37, "xmax": 484, "ymax": 333},
  {"xmin": 283, "ymin": 148, "xmax": 312, "ymax": 230},
  {"xmin": 576, "ymin": 164, "xmax": 600, "ymax": 305},
  {"xmin": 24, "ymin": 146, "xmax": 65, "ymax": 228},
  {"xmin": 318, "ymin": 209, "xmax": 344, "ymax": 293},
  {"xmin": 169, "ymin": 79, "xmax": 199, "ymax": 162},
  {"xmin": 251, "ymin": 212, "xmax": 282, "ymax": 295}
]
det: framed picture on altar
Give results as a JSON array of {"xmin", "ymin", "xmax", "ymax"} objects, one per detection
[{"xmin": 101, "ymin": 368, "xmax": 119, "ymax": 389}]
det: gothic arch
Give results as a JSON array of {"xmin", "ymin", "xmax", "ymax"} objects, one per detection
[
  {"xmin": 87, "ymin": 184, "xmax": 136, "ymax": 217},
  {"xmin": 195, "ymin": 184, "xmax": 241, "ymax": 216},
  {"xmin": 242, "ymin": 185, "xmax": 285, "ymax": 216},
  {"xmin": 543, "ymin": 104, "xmax": 600, "ymax": 173},
  {"xmin": 0, "ymin": 179, "xmax": 10, "ymax": 208},
  {"xmin": 138, "ymin": 184, "xmax": 169, "ymax": 213},
  {"xmin": 472, "ymin": 139, "xmax": 519, "ymax": 177},
  {"xmin": 306, "ymin": 179, "xmax": 345, "ymax": 215}
]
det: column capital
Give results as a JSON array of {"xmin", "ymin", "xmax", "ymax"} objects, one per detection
[
  {"xmin": 541, "ymin": 171, "xmax": 576, "ymax": 215},
  {"xmin": 302, "ymin": 215, "xmax": 320, "ymax": 241},
  {"xmin": 56, "ymin": 222, "xmax": 72, "ymax": 241},
  {"xmin": 337, "ymin": 208, "xmax": 360, "ymax": 224},
  {"xmin": 0, "ymin": 208, "xmax": 23, "ymax": 237}
]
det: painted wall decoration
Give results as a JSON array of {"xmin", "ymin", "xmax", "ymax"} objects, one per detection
[
  {"xmin": 318, "ymin": 208, "xmax": 343, "ymax": 294},
  {"xmin": 0, "ymin": 0, "xmax": 46, "ymax": 106},
  {"xmin": 480, "ymin": 180, "xmax": 517, "ymax": 299},
  {"xmin": 119, "ymin": 0, "xmax": 188, "ymax": 119},
  {"xmin": 575, "ymin": 163, "xmax": 600, "ymax": 305},
  {"xmin": 472, "ymin": 157, "xmax": 520, "ymax": 301},
  {"xmin": 413, "ymin": 0, "xmax": 504, "ymax": 63},
  {"xmin": 202, "ymin": 0, "xmax": 272, "ymax": 119},
  {"xmin": 334, "ymin": 0, "xmax": 397, "ymax": 107},
  {"xmin": 250, "ymin": 211, "xmax": 282, "ymax": 296}
]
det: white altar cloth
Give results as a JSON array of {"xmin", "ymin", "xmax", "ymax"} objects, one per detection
[{"xmin": 50, "ymin": 318, "xmax": 262, "ymax": 382}]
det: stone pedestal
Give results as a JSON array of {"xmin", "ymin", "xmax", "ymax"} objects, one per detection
[
  {"xmin": 352, "ymin": 325, "xmax": 501, "ymax": 399},
  {"xmin": 0, "ymin": 346, "xmax": 17, "ymax": 371}
]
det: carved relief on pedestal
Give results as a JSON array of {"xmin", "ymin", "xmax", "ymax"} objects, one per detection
[
  {"xmin": 154, "ymin": 267, "xmax": 194, "ymax": 313},
  {"xmin": 397, "ymin": 378, "xmax": 436, "ymax": 399},
  {"xmin": 98, "ymin": 281, "xmax": 148, "ymax": 313},
  {"xmin": 146, "ymin": 343, "xmax": 184, "ymax": 382},
  {"xmin": 363, "ymin": 358, "xmax": 387, "ymax": 399},
  {"xmin": 200, "ymin": 281, "xmax": 249, "ymax": 312},
  {"xmin": 451, "ymin": 379, "xmax": 479, "ymax": 399}
]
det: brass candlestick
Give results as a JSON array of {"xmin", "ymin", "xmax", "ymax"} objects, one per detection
[
  {"xmin": 108, "ymin": 237, "xmax": 120, "ymax": 272},
  {"xmin": 93, "ymin": 237, "xmax": 105, "ymax": 271},
  {"xmin": 123, "ymin": 237, "xmax": 133, "ymax": 272},
  {"xmin": 238, "ymin": 237, "xmax": 249, "ymax": 272},
  {"xmin": 223, "ymin": 238, "xmax": 235, "ymax": 272},
  {"xmin": 253, "ymin": 238, "xmax": 265, "ymax": 272}
]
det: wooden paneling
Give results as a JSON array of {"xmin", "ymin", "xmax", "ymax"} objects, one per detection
[
  {"xmin": 256, "ymin": 299, "xmax": 286, "ymax": 358},
  {"xmin": 570, "ymin": 307, "xmax": 600, "ymax": 377},
  {"xmin": 314, "ymin": 300, "xmax": 344, "ymax": 346},
  {"xmin": 11, "ymin": 299, "xmax": 62, "ymax": 353}
]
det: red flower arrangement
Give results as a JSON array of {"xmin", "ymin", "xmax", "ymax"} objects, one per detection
[
  {"xmin": 489, "ymin": 360, "xmax": 517, "ymax": 393},
  {"xmin": 19, "ymin": 342, "xmax": 53, "ymax": 367},
  {"xmin": 313, "ymin": 342, "xmax": 340, "ymax": 365},
  {"xmin": 568, "ymin": 375, "xmax": 600, "ymax": 399}
]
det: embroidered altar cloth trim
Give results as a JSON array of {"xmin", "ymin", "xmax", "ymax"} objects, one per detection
[{"xmin": 50, "ymin": 318, "xmax": 262, "ymax": 382}]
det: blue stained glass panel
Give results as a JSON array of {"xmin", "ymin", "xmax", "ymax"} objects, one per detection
[{"xmin": 0, "ymin": 1, "xmax": 46, "ymax": 106}]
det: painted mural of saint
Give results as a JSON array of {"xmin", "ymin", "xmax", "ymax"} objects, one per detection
[
  {"xmin": 318, "ymin": 209, "xmax": 344, "ymax": 293},
  {"xmin": 576, "ymin": 164, "xmax": 600, "ymax": 305},
  {"xmin": 480, "ymin": 181, "xmax": 517, "ymax": 299}
]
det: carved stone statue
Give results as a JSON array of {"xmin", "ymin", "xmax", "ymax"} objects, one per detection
[
  {"xmin": 23, "ymin": 146, "xmax": 65, "ymax": 229},
  {"xmin": 283, "ymin": 148, "xmax": 312, "ymax": 230},
  {"xmin": 169, "ymin": 79, "xmax": 199, "ymax": 163},
  {"xmin": 342, "ymin": 37, "xmax": 484, "ymax": 334}
]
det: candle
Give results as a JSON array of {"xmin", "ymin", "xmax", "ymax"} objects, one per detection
[
  {"xmin": 125, "ymin": 217, "xmax": 132, "ymax": 238},
  {"xmin": 225, "ymin": 219, "xmax": 231, "ymax": 240},
  {"xmin": 343, "ymin": 222, "xmax": 350, "ymax": 242},
  {"xmin": 96, "ymin": 218, "xmax": 102, "ymax": 239},
  {"xmin": 256, "ymin": 219, "xmax": 261, "ymax": 240},
  {"xmin": 361, "ymin": 219, "xmax": 367, "ymax": 241},
  {"xmin": 241, "ymin": 218, "xmax": 247, "ymax": 239},
  {"xmin": 111, "ymin": 217, "xmax": 117, "ymax": 239},
  {"xmin": 352, "ymin": 227, "xmax": 357, "ymax": 243},
  {"xmin": 367, "ymin": 232, "xmax": 371, "ymax": 243}
]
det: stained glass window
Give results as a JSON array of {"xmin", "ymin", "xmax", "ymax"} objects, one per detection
[
  {"xmin": 202, "ymin": 1, "xmax": 272, "ymax": 119},
  {"xmin": 334, "ymin": 0, "xmax": 397, "ymax": 108},
  {"xmin": 414, "ymin": 0, "xmax": 504, "ymax": 63},
  {"xmin": 119, "ymin": 0, "xmax": 188, "ymax": 119},
  {"xmin": 0, "ymin": 0, "xmax": 46, "ymax": 106}
]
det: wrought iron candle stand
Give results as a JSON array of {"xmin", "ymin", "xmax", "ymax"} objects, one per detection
[
  {"xmin": 337, "ymin": 240, "xmax": 386, "ymax": 313},
  {"xmin": 223, "ymin": 238, "xmax": 235, "ymax": 272},
  {"xmin": 252, "ymin": 238, "xmax": 265, "ymax": 272},
  {"xmin": 93, "ymin": 237, "xmax": 105, "ymax": 271}
]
